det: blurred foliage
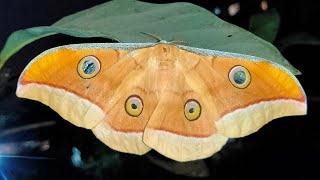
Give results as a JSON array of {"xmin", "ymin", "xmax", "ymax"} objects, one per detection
[
  {"xmin": 249, "ymin": 9, "xmax": 280, "ymax": 43},
  {"xmin": 277, "ymin": 32, "xmax": 320, "ymax": 52},
  {"xmin": 0, "ymin": 69, "xmax": 10, "ymax": 96}
]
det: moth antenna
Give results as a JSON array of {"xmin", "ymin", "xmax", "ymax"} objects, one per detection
[
  {"xmin": 169, "ymin": 39, "xmax": 187, "ymax": 44},
  {"xmin": 140, "ymin": 32, "xmax": 187, "ymax": 44},
  {"xmin": 140, "ymin": 32, "xmax": 162, "ymax": 42},
  {"xmin": 112, "ymin": 36, "xmax": 122, "ymax": 43}
]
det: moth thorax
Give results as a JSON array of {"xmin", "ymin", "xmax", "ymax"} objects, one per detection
[
  {"xmin": 155, "ymin": 45, "xmax": 178, "ymax": 70},
  {"xmin": 156, "ymin": 58, "xmax": 176, "ymax": 70}
]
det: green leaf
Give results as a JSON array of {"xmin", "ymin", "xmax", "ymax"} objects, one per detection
[
  {"xmin": 0, "ymin": 0, "xmax": 300, "ymax": 74},
  {"xmin": 249, "ymin": 9, "xmax": 280, "ymax": 43}
]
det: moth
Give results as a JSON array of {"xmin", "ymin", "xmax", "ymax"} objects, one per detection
[{"xmin": 16, "ymin": 41, "xmax": 307, "ymax": 162}]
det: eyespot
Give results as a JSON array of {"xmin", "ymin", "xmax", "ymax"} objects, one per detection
[
  {"xmin": 184, "ymin": 99, "xmax": 201, "ymax": 121},
  {"xmin": 77, "ymin": 56, "xmax": 101, "ymax": 79},
  {"xmin": 125, "ymin": 95, "xmax": 143, "ymax": 117},
  {"xmin": 228, "ymin": 65, "xmax": 251, "ymax": 89}
]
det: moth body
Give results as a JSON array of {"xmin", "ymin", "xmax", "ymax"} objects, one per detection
[{"xmin": 16, "ymin": 42, "xmax": 306, "ymax": 161}]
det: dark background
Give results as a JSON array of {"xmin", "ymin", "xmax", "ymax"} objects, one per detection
[{"xmin": 0, "ymin": 0, "xmax": 319, "ymax": 179}]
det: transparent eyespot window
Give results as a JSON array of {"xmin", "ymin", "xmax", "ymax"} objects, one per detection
[
  {"xmin": 77, "ymin": 56, "xmax": 101, "ymax": 79},
  {"xmin": 229, "ymin": 65, "xmax": 251, "ymax": 89}
]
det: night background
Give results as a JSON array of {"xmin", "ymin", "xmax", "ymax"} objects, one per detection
[{"xmin": 0, "ymin": 0, "xmax": 319, "ymax": 179}]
